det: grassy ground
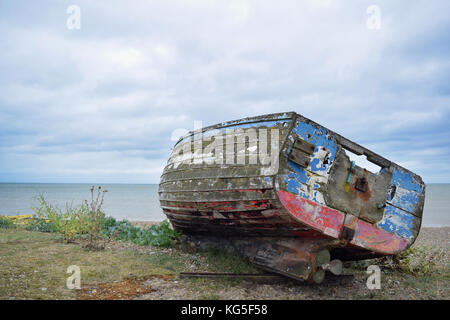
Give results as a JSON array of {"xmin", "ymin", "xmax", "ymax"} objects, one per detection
[
  {"xmin": 0, "ymin": 229, "xmax": 178, "ymax": 299},
  {"xmin": 0, "ymin": 228, "xmax": 448, "ymax": 300},
  {"xmin": 0, "ymin": 228, "xmax": 259, "ymax": 300}
]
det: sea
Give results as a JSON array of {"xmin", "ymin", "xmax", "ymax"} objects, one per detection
[{"xmin": 0, "ymin": 183, "xmax": 449, "ymax": 226}]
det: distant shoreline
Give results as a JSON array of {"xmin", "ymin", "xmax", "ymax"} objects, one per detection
[{"xmin": 1, "ymin": 183, "xmax": 448, "ymax": 226}]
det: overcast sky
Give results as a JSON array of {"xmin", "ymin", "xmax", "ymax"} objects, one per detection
[{"xmin": 0, "ymin": 0, "xmax": 449, "ymax": 183}]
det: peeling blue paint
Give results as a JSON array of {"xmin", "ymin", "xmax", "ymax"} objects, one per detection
[
  {"xmin": 291, "ymin": 121, "xmax": 338, "ymax": 173},
  {"xmin": 389, "ymin": 167, "xmax": 423, "ymax": 214},
  {"xmin": 299, "ymin": 192, "xmax": 310, "ymax": 200},
  {"xmin": 309, "ymin": 158, "xmax": 323, "ymax": 172},
  {"xmin": 263, "ymin": 177, "xmax": 272, "ymax": 183},
  {"xmin": 381, "ymin": 168, "xmax": 422, "ymax": 238},
  {"xmin": 377, "ymin": 205, "xmax": 414, "ymax": 239},
  {"xmin": 312, "ymin": 191, "xmax": 319, "ymax": 202},
  {"xmin": 393, "ymin": 190, "xmax": 419, "ymax": 213},
  {"xmin": 284, "ymin": 162, "xmax": 310, "ymax": 194},
  {"xmin": 280, "ymin": 119, "xmax": 338, "ymax": 204},
  {"xmin": 392, "ymin": 168, "xmax": 423, "ymax": 193}
]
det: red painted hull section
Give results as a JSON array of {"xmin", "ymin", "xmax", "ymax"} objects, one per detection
[
  {"xmin": 277, "ymin": 190, "xmax": 410, "ymax": 254},
  {"xmin": 276, "ymin": 189, "xmax": 345, "ymax": 239}
]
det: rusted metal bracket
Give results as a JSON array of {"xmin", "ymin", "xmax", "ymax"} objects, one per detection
[
  {"xmin": 182, "ymin": 235, "xmax": 348, "ymax": 284},
  {"xmin": 339, "ymin": 226, "xmax": 355, "ymax": 241},
  {"xmin": 230, "ymin": 238, "xmax": 342, "ymax": 284}
]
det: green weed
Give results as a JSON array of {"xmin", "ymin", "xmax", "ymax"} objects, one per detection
[
  {"xmin": 376, "ymin": 245, "xmax": 444, "ymax": 276},
  {"xmin": 102, "ymin": 218, "xmax": 181, "ymax": 247},
  {"xmin": 0, "ymin": 216, "xmax": 15, "ymax": 229}
]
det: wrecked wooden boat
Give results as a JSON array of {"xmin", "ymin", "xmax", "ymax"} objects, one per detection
[{"xmin": 158, "ymin": 112, "xmax": 425, "ymax": 283}]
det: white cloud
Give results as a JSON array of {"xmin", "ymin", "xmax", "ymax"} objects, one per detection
[{"xmin": 0, "ymin": 0, "xmax": 449, "ymax": 183}]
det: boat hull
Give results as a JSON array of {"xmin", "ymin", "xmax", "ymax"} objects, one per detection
[{"xmin": 158, "ymin": 112, "xmax": 425, "ymax": 281}]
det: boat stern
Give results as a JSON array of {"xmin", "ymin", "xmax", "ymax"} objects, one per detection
[{"xmin": 275, "ymin": 114, "xmax": 425, "ymax": 256}]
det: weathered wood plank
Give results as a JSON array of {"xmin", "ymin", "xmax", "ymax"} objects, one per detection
[
  {"xmin": 288, "ymin": 148, "xmax": 312, "ymax": 168},
  {"xmin": 160, "ymin": 199, "xmax": 280, "ymax": 212},
  {"xmin": 158, "ymin": 176, "xmax": 273, "ymax": 192},
  {"xmin": 159, "ymin": 189, "xmax": 276, "ymax": 202},
  {"xmin": 161, "ymin": 165, "xmax": 268, "ymax": 183},
  {"xmin": 168, "ymin": 135, "xmax": 286, "ymax": 166}
]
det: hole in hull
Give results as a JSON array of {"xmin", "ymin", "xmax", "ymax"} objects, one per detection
[{"xmin": 343, "ymin": 149, "xmax": 383, "ymax": 174}]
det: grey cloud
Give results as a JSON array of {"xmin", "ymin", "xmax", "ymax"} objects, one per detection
[{"xmin": 0, "ymin": 0, "xmax": 449, "ymax": 183}]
